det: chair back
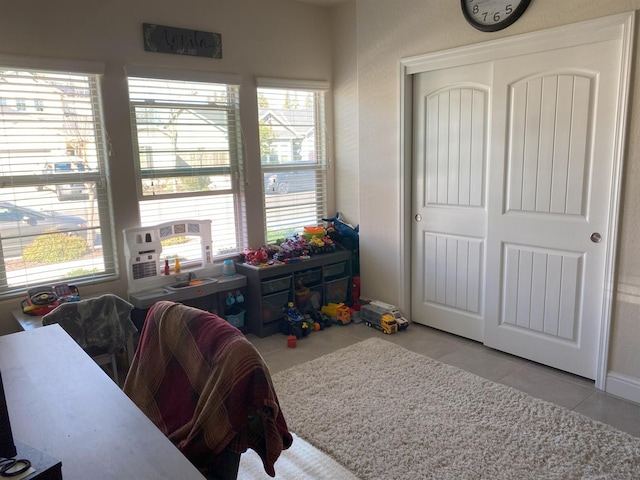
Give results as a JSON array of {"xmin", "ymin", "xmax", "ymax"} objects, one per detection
[{"xmin": 42, "ymin": 294, "xmax": 136, "ymax": 354}]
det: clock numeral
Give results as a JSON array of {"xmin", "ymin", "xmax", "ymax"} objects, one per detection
[{"xmin": 463, "ymin": 0, "xmax": 530, "ymax": 31}]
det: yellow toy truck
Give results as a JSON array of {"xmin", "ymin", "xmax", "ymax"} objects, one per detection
[
  {"xmin": 321, "ymin": 302, "xmax": 351, "ymax": 325},
  {"xmin": 369, "ymin": 299, "xmax": 409, "ymax": 330},
  {"xmin": 360, "ymin": 303, "xmax": 399, "ymax": 334}
]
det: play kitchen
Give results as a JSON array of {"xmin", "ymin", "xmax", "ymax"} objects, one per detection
[{"xmin": 123, "ymin": 220, "xmax": 247, "ymax": 330}]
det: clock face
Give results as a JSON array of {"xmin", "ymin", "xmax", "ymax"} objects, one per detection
[{"xmin": 461, "ymin": 0, "xmax": 532, "ymax": 32}]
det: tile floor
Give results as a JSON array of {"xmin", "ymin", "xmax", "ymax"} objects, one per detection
[{"xmin": 247, "ymin": 319, "xmax": 640, "ymax": 438}]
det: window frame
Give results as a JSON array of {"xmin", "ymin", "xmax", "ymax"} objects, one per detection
[
  {"xmin": 125, "ymin": 68, "xmax": 247, "ymax": 260},
  {"xmin": 256, "ymin": 77, "xmax": 330, "ymax": 244},
  {"xmin": 0, "ymin": 56, "xmax": 116, "ymax": 297}
]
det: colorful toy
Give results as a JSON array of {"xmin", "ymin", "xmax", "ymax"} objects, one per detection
[
  {"xmin": 280, "ymin": 302, "xmax": 313, "ymax": 338},
  {"xmin": 20, "ymin": 284, "xmax": 80, "ymax": 316},
  {"xmin": 321, "ymin": 302, "xmax": 352, "ymax": 325},
  {"xmin": 361, "ymin": 304, "xmax": 399, "ymax": 334},
  {"xmin": 241, "ymin": 246, "xmax": 276, "ymax": 265},
  {"xmin": 306, "ymin": 308, "xmax": 332, "ymax": 329},
  {"xmin": 369, "ymin": 299, "xmax": 409, "ymax": 330},
  {"xmin": 322, "ymin": 212, "xmax": 359, "ymax": 247},
  {"xmin": 351, "ymin": 276, "xmax": 362, "ymax": 311}
]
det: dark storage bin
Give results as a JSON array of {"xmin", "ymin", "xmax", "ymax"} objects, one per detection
[
  {"xmin": 261, "ymin": 290, "xmax": 290, "ymax": 323},
  {"xmin": 324, "ymin": 277, "xmax": 349, "ymax": 304},
  {"xmin": 295, "ymin": 268, "xmax": 322, "ymax": 287},
  {"xmin": 261, "ymin": 275, "xmax": 292, "ymax": 294},
  {"xmin": 323, "ymin": 262, "xmax": 346, "ymax": 279}
]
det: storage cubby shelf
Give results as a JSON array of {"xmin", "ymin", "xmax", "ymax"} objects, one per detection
[{"xmin": 235, "ymin": 249, "xmax": 352, "ymax": 337}]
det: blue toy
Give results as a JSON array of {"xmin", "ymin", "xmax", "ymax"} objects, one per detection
[
  {"xmin": 280, "ymin": 302, "xmax": 312, "ymax": 338},
  {"xmin": 322, "ymin": 212, "xmax": 359, "ymax": 247}
]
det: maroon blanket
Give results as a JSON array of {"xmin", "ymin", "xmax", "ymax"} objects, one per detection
[{"xmin": 123, "ymin": 301, "xmax": 292, "ymax": 477}]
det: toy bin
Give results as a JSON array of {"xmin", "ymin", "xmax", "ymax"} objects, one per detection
[
  {"xmin": 225, "ymin": 310, "xmax": 245, "ymax": 328},
  {"xmin": 324, "ymin": 277, "xmax": 349, "ymax": 304},
  {"xmin": 295, "ymin": 268, "xmax": 322, "ymax": 287},
  {"xmin": 261, "ymin": 275, "xmax": 292, "ymax": 294},
  {"xmin": 323, "ymin": 262, "xmax": 346, "ymax": 279},
  {"xmin": 294, "ymin": 287, "xmax": 310, "ymax": 310},
  {"xmin": 303, "ymin": 226, "xmax": 325, "ymax": 240},
  {"xmin": 261, "ymin": 290, "xmax": 291, "ymax": 323}
]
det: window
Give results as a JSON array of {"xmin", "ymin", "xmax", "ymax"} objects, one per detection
[
  {"xmin": 257, "ymin": 78, "xmax": 329, "ymax": 243},
  {"xmin": 127, "ymin": 73, "xmax": 245, "ymax": 260},
  {"xmin": 0, "ymin": 65, "xmax": 115, "ymax": 295}
]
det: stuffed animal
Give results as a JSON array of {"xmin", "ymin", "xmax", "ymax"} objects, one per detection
[{"xmin": 322, "ymin": 212, "xmax": 359, "ymax": 247}]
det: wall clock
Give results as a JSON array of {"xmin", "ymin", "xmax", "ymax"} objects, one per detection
[{"xmin": 461, "ymin": 0, "xmax": 532, "ymax": 32}]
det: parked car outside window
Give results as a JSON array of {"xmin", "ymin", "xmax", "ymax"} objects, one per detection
[
  {"xmin": 0, "ymin": 201, "xmax": 88, "ymax": 258},
  {"xmin": 263, "ymin": 170, "xmax": 316, "ymax": 195},
  {"xmin": 36, "ymin": 156, "xmax": 91, "ymax": 201}
]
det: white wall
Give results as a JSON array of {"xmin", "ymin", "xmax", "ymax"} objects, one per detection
[
  {"xmin": 0, "ymin": 0, "xmax": 332, "ymax": 334},
  {"xmin": 331, "ymin": 2, "xmax": 359, "ymax": 224},
  {"xmin": 341, "ymin": 0, "xmax": 640, "ymax": 395}
]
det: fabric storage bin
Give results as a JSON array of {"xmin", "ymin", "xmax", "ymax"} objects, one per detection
[
  {"xmin": 261, "ymin": 275, "xmax": 292, "ymax": 295},
  {"xmin": 261, "ymin": 290, "xmax": 290, "ymax": 323},
  {"xmin": 324, "ymin": 277, "xmax": 349, "ymax": 304},
  {"xmin": 323, "ymin": 262, "xmax": 346, "ymax": 279}
]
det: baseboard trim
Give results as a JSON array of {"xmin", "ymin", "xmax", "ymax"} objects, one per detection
[{"xmin": 606, "ymin": 372, "xmax": 640, "ymax": 404}]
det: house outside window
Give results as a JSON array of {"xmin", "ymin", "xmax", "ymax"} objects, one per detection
[
  {"xmin": 0, "ymin": 65, "xmax": 115, "ymax": 295},
  {"xmin": 127, "ymin": 73, "xmax": 245, "ymax": 264},
  {"xmin": 257, "ymin": 78, "xmax": 329, "ymax": 243}
]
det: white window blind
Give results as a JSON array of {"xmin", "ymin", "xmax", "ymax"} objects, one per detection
[
  {"xmin": 257, "ymin": 80, "xmax": 328, "ymax": 243},
  {"xmin": 0, "ymin": 67, "xmax": 115, "ymax": 296},
  {"xmin": 127, "ymin": 76, "xmax": 245, "ymax": 258}
]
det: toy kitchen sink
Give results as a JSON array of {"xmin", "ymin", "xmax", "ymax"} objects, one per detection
[
  {"xmin": 123, "ymin": 220, "xmax": 247, "ymax": 324},
  {"xmin": 165, "ymin": 276, "xmax": 218, "ymax": 291},
  {"xmin": 128, "ymin": 273, "xmax": 246, "ymax": 310}
]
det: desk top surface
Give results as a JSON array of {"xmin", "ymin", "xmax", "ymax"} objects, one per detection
[
  {"xmin": 11, "ymin": 308, "xmax": 42, "ymax": 331},
  {"xmin": 0, "ymin": 325, "xmax": 205, "ymax": 480}
]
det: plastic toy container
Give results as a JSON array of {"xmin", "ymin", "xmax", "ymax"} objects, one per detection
[
  {"xmin": 225, "ymin": 310, "xmax": 245, "ymax": 328},
  {"xmin": 261, "ymin": 291, "xmax": 290, "ymax": 323},
  {"xmin": 303, "ymin": 226, "xmax": 325, "ymax": 240},
  {"xmin": 324, "ymin": 277, "xmax": 349, "ymax": 304},
  {"xmin": 294, "ymin": 287, "xmax": 310, "ymax": 310},
  {"xmin": 323, "ymin": 262, "xmax": 346, "ymax": 279},
  {"xmin": 261, "ymin": 275, "xmax": 292, "ymax": 294},
  {"xmin": 295, "ymin": 268, "xmax": 322, "ymax": 286}
]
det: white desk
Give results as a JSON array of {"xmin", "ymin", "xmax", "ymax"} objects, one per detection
[
  {"xmin": 0, "ymin": 325, "xmax": 206, "ymax": 479},
  {"xmin": 11, "ymin": 308, "xmax": 44, "ymax": 331}
]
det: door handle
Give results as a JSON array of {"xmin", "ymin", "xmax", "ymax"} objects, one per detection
[
  {"xmin": 590, "ymin": 232, "xmax": 602, "ymax": 243},
  {"xmin": 415, "ymin": 214, "xmax": 422, "ymax": 222}
]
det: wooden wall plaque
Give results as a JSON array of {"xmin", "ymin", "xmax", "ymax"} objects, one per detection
[{"xmin": 143, "ymin": 23, "xmax": 222, "ymax": 59}]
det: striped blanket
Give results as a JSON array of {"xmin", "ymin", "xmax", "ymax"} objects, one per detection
[{"xmin": 123, "ymin": 301, "xmax": 292, "ymax": 477}]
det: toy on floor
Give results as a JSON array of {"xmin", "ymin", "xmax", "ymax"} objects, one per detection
[
  {"xmin": 306, "ymin": 308, "xmax": 332, "ymax": 329},
  {"xmin": 321, "ymin": 302, "xmax": 352, "ymax": 325},
  {"xmin": 360, "ymin": 304, "xmax": 399, "ymax": 334},
  {"xmin": 368, "ymin": 299, "xmax": 409, "ymax": 330},
  {"xmin": 280, "ymin": 302, "xmax": 312, "ymax": 338}
]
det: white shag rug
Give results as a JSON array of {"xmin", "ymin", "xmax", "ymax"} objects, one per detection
[{"xmin": 271, "ymin": 338, "xmax": 640, "ymax": 480}]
